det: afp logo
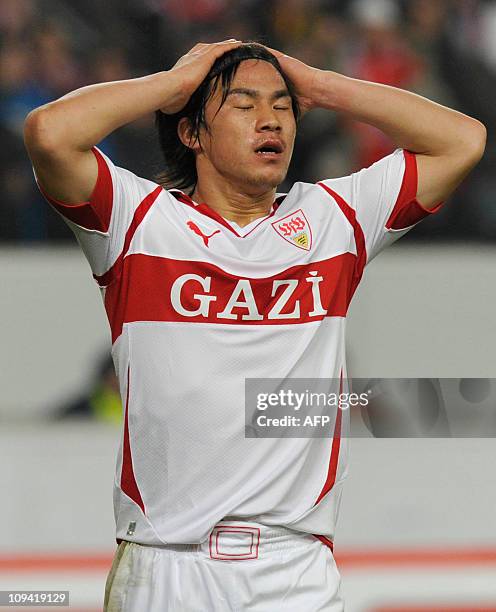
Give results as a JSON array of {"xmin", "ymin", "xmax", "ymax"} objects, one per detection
[{"xmin": 272, "ymin": 209, "xmax": 312, "ymax": 251}]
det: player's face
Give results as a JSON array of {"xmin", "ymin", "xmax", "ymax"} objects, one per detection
[{"xmin": 198, "ymin": 60, "xmax": 297, "ymax": 193}]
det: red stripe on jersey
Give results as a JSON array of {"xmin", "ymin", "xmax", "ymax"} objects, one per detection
[
  {"xmin": 121, "ymin": 365, "xmax": 145, "ymax": 515},
  {"xmin": 38, "ymin": 147, "xmax": 113, "ymax": 232},
  {"xmin": 313, "ymin": 534, "xmax": 334, "ymax": 553},
  {"xmin": 93, "ymin": 185, "xmax": 162, "ymax": 287},
  {"xmin": 314, "ymin": 370, "xmax": 343, "ymax": 505},
  {"xmin": 385, "ymin": 150, "xmax": 444, "ymax": 230},
  {"xmin": 317, "ymin": 182, "xmax": 367, "ymax": 301},
  {"xmin": 103, "ymin": 253, "xmax": 356, "ymax": 343}
]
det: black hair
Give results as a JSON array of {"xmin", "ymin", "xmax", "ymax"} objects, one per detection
[{"xmin": 154, "ymin": 42, "xmax": 300, "ymax": 194}]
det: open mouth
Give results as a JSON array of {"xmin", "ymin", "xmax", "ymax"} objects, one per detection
[{"xmin": 254, "ymin": 140, "xmax": 284, "ymax": 158}]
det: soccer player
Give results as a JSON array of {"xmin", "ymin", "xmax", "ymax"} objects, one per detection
[{"xmin": 24, "ymin": 40, "xmax": 485, "ymax": 611}]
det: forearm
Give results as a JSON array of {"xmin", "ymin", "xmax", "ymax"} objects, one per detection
[
  {"xmin": 26, "ymin": 71, "xmax": 182, "ymax": 152},
  {"xmin": 312, "ymin": 71, "xmax": 485, "ymax": 155}
]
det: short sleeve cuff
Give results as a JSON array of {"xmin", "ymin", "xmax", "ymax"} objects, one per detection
[
  {"xmin": 385, "ymin": 150, "xmax": 444, "ymax": 231},
  {"xmin": 34, "ymin": 146, "xmax": 113, "ymax": 232}
]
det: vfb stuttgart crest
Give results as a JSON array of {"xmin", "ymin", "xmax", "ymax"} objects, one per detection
[{"xmin": 272, "ymin": 209, "xmax": 312, "ymax": 251}]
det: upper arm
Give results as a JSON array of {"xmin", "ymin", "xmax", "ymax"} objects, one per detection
[
  {"xmin": 24, "ymin": 108, "xmax": 99, "ymax": 204},
  {"xmin": 415, "ymin": 125, "xmax": 486, "ymax": 209},
  {"xmin": 26, "ymin": 116, "xmax": 163, "ymax": 282}
]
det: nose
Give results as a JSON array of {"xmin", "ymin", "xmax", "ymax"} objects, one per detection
[{"xmin": 256, "ymin": 106, "xmax": 282, "ymax": 133}]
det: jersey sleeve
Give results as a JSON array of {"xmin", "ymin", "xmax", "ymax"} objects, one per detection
[
  {"xmin": 33, "ymin": 146, "xmax": 161, "ymax": 285},
  {"xmin": 319, "ymin": 148, "xmax": 444, "ymax": 264}
]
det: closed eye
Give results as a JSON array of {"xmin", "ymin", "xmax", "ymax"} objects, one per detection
[
  {"xmin": 235, "ymin": 106, "xmax": 254, "ymax": 110},
  {"xmin": 274, "ymin": 106, "xmax": 290, "ymax": 110}
]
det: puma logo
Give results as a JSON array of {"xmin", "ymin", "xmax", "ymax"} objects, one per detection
[{"xmin": 187, "ymin": 221, "xmax": 220, "ymax": 247}]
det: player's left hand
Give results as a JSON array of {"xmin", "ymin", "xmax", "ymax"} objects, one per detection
[{"xmin": 263, "ymin": 46, "xmax": 322, "ymax": 116}]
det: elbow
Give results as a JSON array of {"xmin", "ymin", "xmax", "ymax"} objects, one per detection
[
  {"xmin": 23, "ymin": 104, "xmax": 62, "ymax": 156},
  {"xmin": 463, "ymin": 119, "xmax": 487, "ymax": 165}
]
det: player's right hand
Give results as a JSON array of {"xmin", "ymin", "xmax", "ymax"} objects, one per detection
[{"xmin": 160, "ymin": 40, "xmax": 242, "ymax": 115}]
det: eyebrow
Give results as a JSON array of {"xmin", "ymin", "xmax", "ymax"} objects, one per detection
[{"xmin": 227, "ymin": 87, "xmax": 291, "ymax": 101}]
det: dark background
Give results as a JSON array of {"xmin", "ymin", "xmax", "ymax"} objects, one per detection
[{"xmin": 1, "ymin": 0, "xmax": 495, "ymax": 243}]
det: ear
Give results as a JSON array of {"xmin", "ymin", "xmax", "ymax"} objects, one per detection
[{"xmin": 177, "ymin": 117, "xmax": 202, "ymax": 153}]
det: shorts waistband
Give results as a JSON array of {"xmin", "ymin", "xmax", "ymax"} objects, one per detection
[{"xmin": 124, "ymin": 520, "xmax": 333, "ymax": 561}]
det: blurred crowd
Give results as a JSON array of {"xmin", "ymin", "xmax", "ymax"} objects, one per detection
[{"xmin": 1, "ymin": 0, "xmax": 495, "ymax": 243}]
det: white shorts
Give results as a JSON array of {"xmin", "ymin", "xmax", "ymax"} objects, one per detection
[{"xmin": 104, "ymin": 520, "xmax": 343, "ymax": 611}]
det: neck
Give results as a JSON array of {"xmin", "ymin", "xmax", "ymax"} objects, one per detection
[{"xmin": 191, "ymin": 176, "xmax": 277, "ymax": 228}]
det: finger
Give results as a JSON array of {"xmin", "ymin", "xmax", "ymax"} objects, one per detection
[
  {"xmin": 262, "ymin": 45, "xmax": 286, "ymax": 59},
  {"xmin": 192, "ymin": 39, "xmax": 239, "ymax": 49},
  {"xmin": 210, "ymin": 40, "xmax": 242, "ymax": 52},
  {"xmin": 187, "ymin": 42, "xmax": 207, "ymax": 53},
  {"xmin": 195, "ymin": 39, "xmax": 239, "ymax": 50},
  {"xmin": 194, "ymin": 40, "xmax": 240, "ymax": 55},
  {"xmin": 210, "ymin": 40, "xmax": 242, "ymax": 49}
]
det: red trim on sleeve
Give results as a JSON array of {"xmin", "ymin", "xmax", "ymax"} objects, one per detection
[
  {"xmin": 37, "ymin": 147, "xmax": 113, "ymax": 232},
  {"xmin": 385, "ymin": 150, "xmax": 444, "ymax": 230},
  {"xmin": 120, "ymin": 365, "xmax": 146, "ymax": 515}
]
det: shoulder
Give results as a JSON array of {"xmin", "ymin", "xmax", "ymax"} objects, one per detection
[
  {"xmin": 284, "ymin": 177, "xmax": 355, "ymax": 209},
  {"xmin": 93, "ymin": 146, "xmax": 163, "ymax": 197}
]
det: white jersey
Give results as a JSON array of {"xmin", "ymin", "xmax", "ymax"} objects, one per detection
[{"xmin": 34, "ymin": 146, "xmax": 442, "ymax": 546}]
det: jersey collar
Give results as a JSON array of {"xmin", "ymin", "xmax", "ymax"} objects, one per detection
[{"xmin": 169, "ymin": 189, "xmax": 286, "ymax": 238}]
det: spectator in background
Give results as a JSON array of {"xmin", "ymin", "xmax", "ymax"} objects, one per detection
[
  {"xmin": 0, "ymin": 40, "xmax": 53, "ymax": 240},
  {"xmin": 56, "ymin": 353, "xmax": 122, "ymax": 424},
  {"xmin": 0, "ymin": 9, "xmax": 86, "ymax": 240},
  {"xmin": 346, "ymin": 0, "xmax": 422, "ymax": 170},
  {"xmin": 0, "ymin": 42, "xmax": 49, "ymax": 141},
  {"xmin": 439, "ymin": 0, "xmax": 496, "ymax": 238},
  {"xmin": 405, "ymin": 0, "xmax": 455, "ymax": 105},
  {"xmin": 269, "ymin": 1, "xmax": 348, "ymax": 184},
  {"xmin": 85, "ymin": 46, "xmax": 135, "ymax": 167},
  {"xmin": 0, "ymin": 0, "xmax": 37, "ymax": 44},
  {"xmin": 34, "ymin": 21, "xmax": 86, "ymax": 98},
  {"xmin": 0, "ymin": 0, "xmax": 493, "ymax": 242}
]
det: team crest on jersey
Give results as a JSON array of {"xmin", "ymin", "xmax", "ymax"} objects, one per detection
[{"xmin": 272, "ymin": 209, "xmax": 312, "ymax": 251}]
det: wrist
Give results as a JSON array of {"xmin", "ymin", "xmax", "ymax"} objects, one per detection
[
  {"xmin": 152, "ymin": 70, "xmax": 189, "ymax": 114},
  {"xmin": 154, "ymin": 69, "xmax": 184, "ymax": 94},
  {"xmin": 311, "ymin": 70, "xmax": 353, "ymax": 112}
]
